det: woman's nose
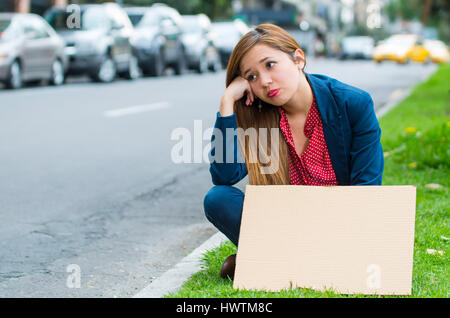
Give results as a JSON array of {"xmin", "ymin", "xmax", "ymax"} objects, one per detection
[{"xmin": 259, "ymin": 72, "xmax": 272, "ymax": 86}]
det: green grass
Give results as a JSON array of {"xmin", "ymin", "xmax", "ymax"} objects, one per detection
[{"xmin": 167, "ymin": 63, "xmax": 450, "ymax": 298}]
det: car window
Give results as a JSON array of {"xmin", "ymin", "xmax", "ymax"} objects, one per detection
[
  {"xmin": 137, "ymin": 11, "xmax": 160, "ymax": 28},
  {"xmin": 22, "ymin": 18, "xmax": 50, "ymax": 39},
  {"xmin": 0, "ymin": 18, "xmax": 22, "ymax": 42},
  {"xmin": 109, "ymin": 7, "xmax": 131, "ymax": 29},
  {"xmin": 161, "ymin": 17, "xmax": 175, "ymax": 28},
  {"xmin": 46, "ymin": 7, "xmax": 109, "ymax": 30},
  {"xmin": 127, "ymin": 13, "xmax": 144, "ymax": 26},
  {"xmin": 32, "ymin": 18, "xmax": 51, "ymax": 38},
  {"xmin": 385, "ymin": 35, "xmax": 415, "ymax": 46},
  {"xmin": 83, "ymin": 7, "xmax": 110, "ymax": 30},
  {"xmin": 0, "ymin": 19, "xmax": 11, "ymax": 32}
]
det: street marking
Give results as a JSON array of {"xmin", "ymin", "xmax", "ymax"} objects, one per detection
[{"xmin": 104, "ymin": 102, "xmax": 170, "ymax": 118}]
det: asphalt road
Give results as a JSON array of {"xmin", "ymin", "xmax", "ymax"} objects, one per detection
[{"xmin": 0, "ymin": 58, "xmax": 436, "ymax": 297}]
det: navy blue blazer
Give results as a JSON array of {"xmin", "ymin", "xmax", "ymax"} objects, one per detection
[{"xmin": 209, "ymin": 73, "xmax": 384, "ymax": 186}]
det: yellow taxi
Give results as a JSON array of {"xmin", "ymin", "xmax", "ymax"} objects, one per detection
[
  {"xmin": 372, "ymin": 34, "xmax": 430, "ymax": 64},
  {"xmin": 424, "ymin": 39, "xmax": 449, "ymax": 63}
]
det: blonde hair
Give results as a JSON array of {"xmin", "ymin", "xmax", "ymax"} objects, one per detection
[{"xmin": 225, "ymin": 23, "xmax": 306, "ymax": 185}]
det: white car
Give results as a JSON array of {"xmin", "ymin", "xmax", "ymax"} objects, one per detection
[{"xmin": 424, "ymin": 39, "xmax": 449, "ymax": 63}]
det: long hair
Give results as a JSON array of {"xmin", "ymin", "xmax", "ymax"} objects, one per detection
[{"xmin": 225, "ymin": 23, "xmax": 306, "ymax": 185}]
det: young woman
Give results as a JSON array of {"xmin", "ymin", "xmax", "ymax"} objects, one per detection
[{"xmin": 203, "ymin": 24, "xmax": 384, "ymax": 280}]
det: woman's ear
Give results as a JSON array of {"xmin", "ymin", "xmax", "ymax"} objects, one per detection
[{"xmin": 293, "ymin": 49, "xmax": 305, "ymax": 70}]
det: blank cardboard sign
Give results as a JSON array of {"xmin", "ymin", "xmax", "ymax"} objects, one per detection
[{"xmin": 233, "ymin": 185, "xmax": 416, "ymax": 295}]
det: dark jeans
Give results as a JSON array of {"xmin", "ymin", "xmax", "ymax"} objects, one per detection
[{"xmin": 203, "ymin": 185, "xmax": 244, "ymax": 247}]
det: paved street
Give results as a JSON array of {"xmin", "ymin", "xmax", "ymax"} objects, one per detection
[{"xmin": 0, "ymin": 58, "xmax": 436, "ymax": 297}]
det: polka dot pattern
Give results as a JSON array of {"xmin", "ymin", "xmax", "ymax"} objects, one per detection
[{"xmin": 279, "ymin": 95, "xmax": 338, "ymax": 186}]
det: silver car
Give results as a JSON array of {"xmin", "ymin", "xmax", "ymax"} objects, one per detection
[
  {"xmin": 45, "ymin": 3, "xmax": 140, "ymax": 83},
  {"xmin": 181, "ymin": 14, "xmax": 222, "ymax": 73},
  {"xmin": 0, "ymin": 13, "xmax": 68, "ymax": 89}
]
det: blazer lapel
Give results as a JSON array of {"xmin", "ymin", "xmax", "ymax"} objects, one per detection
[{"xmin": 305, "ymin": 73, "xmax": 349, "ymax": 185}]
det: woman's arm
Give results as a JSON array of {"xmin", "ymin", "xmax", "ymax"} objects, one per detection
[
  {"xmin": 209, "ymin": 112, "xmax": 248, "ymax": 185},
  {"xmin": 348, "ymin": 95, "xmax": 384, "ymax": 185},
  {"xmin": 208, "ymin": 76, "xmax": 254, "ymax": 185}
]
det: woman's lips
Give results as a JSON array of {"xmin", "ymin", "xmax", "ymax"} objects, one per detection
[{"xmin": 267, "ymin": 89, "xmax": 280, "ymax": 98}]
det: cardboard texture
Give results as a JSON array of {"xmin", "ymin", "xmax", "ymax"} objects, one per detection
[{"xmin": 233, "ymin": 185, "xmax": 416, "ymax": 295}]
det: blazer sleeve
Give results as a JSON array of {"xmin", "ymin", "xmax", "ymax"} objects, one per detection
[
  {"xmin": 348, "ymin": 95, "xmax": 384, "ymax": 185},
  {"xmin": 208, "ymin": 112, "xmax": 248, "ymax": 185}
]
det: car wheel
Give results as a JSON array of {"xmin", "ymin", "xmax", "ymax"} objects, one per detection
[
  {"xmin": 91, "ymin": 55, "xmax": 116, "ymax": 83},
  {"xmin": 150, "ymin": 52, "xmax": 164, "ymax": 77},
  {"xmin": 197, "ymin": 53, "xmax": 208, "ymax": 74},
  {"xmin": 50, "ymin": 59, "xmax": 65, "ymax": 86},
  {"xmin": 174, "ymin": 48, "xmax": 186, "ymax": 75},
  {"xmin": 210, "ymin": 57, "xmax": 222, "ymax": 72},
  {"xmin": 123, "ymin": 54, "xmax": 140, "ymax": 80},
  {"xmin": 5, "ymin": 60, "xmax": 22, "ymax": 89}
]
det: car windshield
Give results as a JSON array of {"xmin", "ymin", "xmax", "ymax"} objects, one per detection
[
  {"xmin": 136, "ymin": 11, "xmax": 159, "ymax": 28},
  {"xmin": 425, "ymin": 41, "xmax": 446, "ymax": 49},
  {"xmin": 0, "ymin": 19, "xmax": 11, "ymax": 32},
  {"xmin": 385, "ymin": 36, "xmax": 415, "ymax": 46},
  {"xmin": 46, "ymin": 7, "xmax": 109, "ymax": 30},
  {"xmin": 0, "ymin": 18, "xmax": 15, "ymax": 42}
]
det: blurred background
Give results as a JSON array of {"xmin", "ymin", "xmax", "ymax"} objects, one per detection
[
  {"xmin": 0, "ymin": 0, "xmax": 449, "ymax": 90},
  {"xmin": 0, "ymin": 0, "xmax": 448, "ymax": 297}
]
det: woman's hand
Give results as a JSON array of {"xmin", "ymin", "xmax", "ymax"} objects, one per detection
[{"xmin": 220, "ymin": 76, "xmax": 254, "ymax": 117}]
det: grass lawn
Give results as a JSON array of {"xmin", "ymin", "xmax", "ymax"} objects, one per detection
[{"xmin": 167, "ymin": 63, "xmax": 450, "ymax": 298}]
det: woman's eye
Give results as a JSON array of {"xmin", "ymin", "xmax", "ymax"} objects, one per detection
[
  {"xmin": 247, "ymin": 74, "xmax": 256, "ymax": 81},
  {"xmin": 267, "ymin": 61, "xmax": 275, "ymax": 68}
]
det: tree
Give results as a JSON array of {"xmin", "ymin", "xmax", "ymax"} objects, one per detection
[{"xmin": 385, "ymin": 0, "xmax": 450, "ymax": 42}]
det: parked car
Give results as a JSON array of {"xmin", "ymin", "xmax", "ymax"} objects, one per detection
[
  {"xmin": 211, "ymin": 20, "xmax": 250, "ymax": 68},
  {"xmin": 124, "ymin": 4, "xmax": 186, "ymax": 76},
  {"xmin": 0, "ymin": 13, "xmax": 68, "ymax": 89},
  {"xmin": 45, "ymin": 2, "xmax": 139, "ymax": 83},
  {"xmin": 339, "ymin": 36, "xmax": 374, "ymax": 60},
  {"xmin": 181, "ymin": 14, "xmax": 221, "ymax": 73},
  {"xmin": 424, "ymin": 39, "xmax": 449, "ymax": 63},
  {"xmin": 372, "ymin": 34, "xmax": 430, "ymax": 64}
]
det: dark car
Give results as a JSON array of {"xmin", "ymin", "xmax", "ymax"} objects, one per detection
[
  {"xmin": 211, "ymin": 20, "xmax": 250, "ymax": 68},
  {"xmin": 124, "ymin": 4, "xmax": 186, "ymax": 76},
  {"xmin": 181, "ymin": 14, "xmax": 221, "ymax": 73},
  {"xmin": 45, "ymin": 2, "xmax": 139, "ymax": 83},
  {"xmin": 0, "ymin": 13, "xmax": 67, "ymax": 89}
]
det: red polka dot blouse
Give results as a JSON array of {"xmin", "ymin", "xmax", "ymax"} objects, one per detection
[{"xmin": 279, "ymin": 95, "xmax": 338, "ymax": 186}]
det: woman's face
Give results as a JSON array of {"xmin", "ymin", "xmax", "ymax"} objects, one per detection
[{"xmin": 239, "ymin": 44, "xmax": 305, "ymax": 107}]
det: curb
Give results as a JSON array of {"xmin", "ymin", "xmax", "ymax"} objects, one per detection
[
  {"xmin": 376, "ymin": 88, "xmax": 411, "ymax": 119},
  {"xmin": 133, "ymin": 232, "xmax": 228, "ymax": 298}
]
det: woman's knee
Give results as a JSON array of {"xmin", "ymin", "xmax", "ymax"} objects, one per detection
[{"xmin": 203, "ymin": 185, "xmax": 243, "ymax": 221}]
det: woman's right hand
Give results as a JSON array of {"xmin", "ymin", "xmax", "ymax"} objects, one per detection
[
  {"xmin": 225, "ymin": 76, "xmax": 255, "ymax": 105},
  {"xmin": 220, "ymin": 76, "xmax": 254, "ymax": 117}
]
